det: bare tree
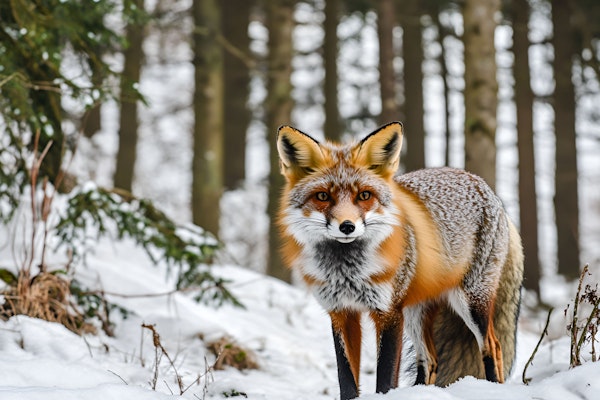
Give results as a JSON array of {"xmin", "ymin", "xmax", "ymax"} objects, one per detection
[
  {"xmin": 399, "ymin": 0, "xmax": 425, "ymax": 172},
  {"xmin": 114, "ymin": 0, "xmax": 145, "ymax": 192},
  {"xmin": 82, "ymin": 64, "xmax": 103, "ymax": 138},
  {"xmin": 191, "ymin": 0, "xmax": 224, "ymax": 237},
  {"xmin": 222, "ymin": 0, "xmax": 253, "ymax": 190},
  {"xmin": 431, "ymin": 4, "xmax": 453, "ymax": 167},
  {"xmin": 377, "ymin": 0, "xmax": 398, "ymax": 125},
  {"xmin": 462, "ymin": 0, "xmax": 500, "ymax": 190},
  {"xmin": 512, "ymin": 0, "xmax": 541, "ymax": 296},
  {"xmin": 266, "ymin": 0, "xmax": 295, "ymax": 282},
  {"xmin": 324, "ymin": 0, "xmax": 341, "ymax": 141},
  {"xmin": 551, "ymin": 0, "xmax": 580, "ymax": 279}
]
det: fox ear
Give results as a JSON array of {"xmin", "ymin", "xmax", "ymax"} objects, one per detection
[
  {"xmin": 277, "ymin": 126, "xmax": 325, "ymax": 180},
  {"xmin": 354, "ymin": 122, "xmax": 403, "ymax": 177}
]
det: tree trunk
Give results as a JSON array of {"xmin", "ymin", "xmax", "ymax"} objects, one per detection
[
  {"xmin": 192, "ymin": 0, "xmax": 224, "ymax": 237},
  {"xmin": 82, "ymin": 60, "xmax": 104, "ymax": 138},
  {"xmin": 551, "ymin": 0, "xmax": 580, "ymax": 279},
  {"xmin": 512, "ymin": 0, "xmax": 541, "ymax": 297},
  {"xmin": 82, "ymin": 104, "xmax": 101, "ymax": 138},
  {"xmin": 114, "ymin": 0, "xmax": 145, "ymax": 192},
  {"xmin": 400, "ymin": 0, "xmax": 425, "ymax": 172},
  {"xmin": 377, "ymin": 0, "xmax": 397, "ymax": 126},
  {"xmin": 434, "ymin": 11, "xmax": 452, "ymax": 167},
  {"xmin": 32, "ymin": 82, "xmax": 63, "ymax": 183},
  {"xmin": 29, "ymin": 58, "xmax": 63, "ymax": 183},
  {"xmin": 222, "ymin": 0, "xmax": 252, "ymax": 190},
  {"xmin": 462, "ymin": 0, "xmax": 499, "ymax": 190},
  {"xmin": 266, "ymin": 0, "xmax": 294, "ymax": 282},
  {"xmin": 324, "ymin": 0, "xmax": 341, "ymax": 141}
]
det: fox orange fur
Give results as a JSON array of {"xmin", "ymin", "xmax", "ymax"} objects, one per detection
[{"xmin": 276, "ymin": 122, "xmax": 524, "ymax": 399}]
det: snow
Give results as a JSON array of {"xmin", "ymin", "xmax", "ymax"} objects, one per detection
[{"xmin": 1, "ymin": 225, "xmax": 600, "ymax": 399}]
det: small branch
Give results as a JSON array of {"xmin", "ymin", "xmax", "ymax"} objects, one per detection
[
  {"xmin": 181, "ymin": 355, "xmax": 218, "ymax": 395},
  {"xmin": 108, "ymin": 369, "xmax": 129, "ymax": 385},
  {"xmin": 25, "ymin": 132, "xmax": 53, "ymax": 276},
  {"xmin": 0, "ymin": 72, "xmax": 20, "ymax": 88},
  {"xmin": 575, "ymin": 294, "xmax": 600, "ymax": 364},
  {"xmin": 523, "ymin": 307, "xmax": 554, "ymax": 385},
  {"xmin": 193, "ymin": 26, "xmax": 256, "ymax": 69},
  {"xmin": 142, "ymin": 323, "xmax": 184, "ymax": 394},
  {"xmin": 592, "ymin": 324, "xmax": 598, "ymax": 362},
  {"xmin": 84, "ymin": 286, "xmax": 196, "ymax": 299},
  {"xmin": 81, "ymin": 278, "xmax": 240, "ymax": 299},
  {"xmin": 570, "ymin": 265, "xmax": 589, "ymax": 367}
]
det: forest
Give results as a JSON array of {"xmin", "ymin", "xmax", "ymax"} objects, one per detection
[
  {"xmin": 1, "ymin": 0, "xmax": 600, "ymax": 398},
  {"xmin": 3, "ymin": 0, "xmax": 598, "ymax": 293}
]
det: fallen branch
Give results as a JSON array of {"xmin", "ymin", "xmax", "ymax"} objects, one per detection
[{"xmin": 522, "ymin": 307, "xmax": 554, "ymax": 385}]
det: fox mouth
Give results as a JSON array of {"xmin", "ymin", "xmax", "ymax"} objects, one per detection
[{"xmin": 333, "ymin": 236, "xmax": 357, "ymax": 244}]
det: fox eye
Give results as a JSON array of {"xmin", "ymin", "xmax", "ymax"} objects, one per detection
[
  {"xmin": 358, "ymin": 191, "xmax": 371, "ymax": 201},
  {"xmin": 315, "ymin": 192, "xmax": 329, "ymax": 201}
]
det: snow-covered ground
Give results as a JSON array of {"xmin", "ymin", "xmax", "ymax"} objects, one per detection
[{"xmin": 1, "ymin": 224, "xmax": 599, "ymax": 400}]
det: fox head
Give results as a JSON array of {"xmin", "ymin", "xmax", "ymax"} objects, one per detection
[{"xmin": 277, "ymin": 122, "xmax": 403, "ymax": 246}]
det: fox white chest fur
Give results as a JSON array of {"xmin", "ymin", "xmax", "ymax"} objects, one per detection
[{"xmin": 290, "ymin": 232, "xmax": 395, "ymax": 311}]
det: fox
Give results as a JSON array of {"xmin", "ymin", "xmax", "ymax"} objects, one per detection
[{"xmin": 275, "ymin": 122, "xmax": 524, "ymax": 399}]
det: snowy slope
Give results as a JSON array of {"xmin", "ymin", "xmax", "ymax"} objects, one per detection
[{"xmin": 1, "ymin": 232, "xmax": 599, "ymax": 400}]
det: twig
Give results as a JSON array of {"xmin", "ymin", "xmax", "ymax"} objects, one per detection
[
  {"xmin": 592, "ymin": 324, "xmax": 597, "ymax": 362},
  {"xmin": 140, "ymin": 323, "xmax": 146, "ymax": 367},
  {"xmin": 142, "ymin": 323, "xmax": 184, "ymax": 394},
  {"xmin": 108, "ymin": 369, "xmax": 129, "ymax": 385},
  {"xmin": 575, "ymin": 294, "xmax": 600, "ymax": 364},
  {"xmin": 570, "ymin": 265, "xmax": 591, "ymax": 367},
  {"xmin": 193, "ymin": 26, "xmax": 256, "ymax": 69},
  {"xmin": 570, "ymin": 265, "xmax": 588, "ymax": 367},
  {"xmin": 85, "ymin": 286, "xmax": 191, "ymax": 299},
  {"xmin": 82, "ymin": 281, "xmax": 229, "ymax": 299},
  {"xmin": 523, "ymin": 307, "xmax": 554, "ymax": 385},
  {"xmin": 0, "ymin": 72, "xmax": 20, "ymax": 88},
  {"xmin": 164, "ymin": 380, "xmax": 174, "ymax": 395},
  {"xmin": 25, "ymin": 132, "xmax": 53, "ymax": 275},
  {"xmin": 39, "ymin": 177, "xmax": 51, "ymax": 272},
  {"xmin": 181, "ymin": 355, "xmax": 217, "ymax": 395}
]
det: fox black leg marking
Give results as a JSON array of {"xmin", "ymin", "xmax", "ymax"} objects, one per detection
[
  {"xmin": 447, "ymin": 288, "xmax": 504, "ymax": 382},
  {"xmin": 415, "ymin": 365, "xmax": 427, "ymax": 385},
  {"xmin": 375, "ymin": 323, "xmax": 403, "ymax": 394},
  {"xmin": 483, "ymin": 355, "xmax": 498, "ymax": 382},
  {"xmin": 469, "ymin": 302, "xmax": 505, "ymax": 382},
  {"xmin": 333, "ymin": 328, "xmax": 359, "ymax": 400},
  {"xmin": 404, "ymin": 303, "xmax": 439, "ymax": 386}
]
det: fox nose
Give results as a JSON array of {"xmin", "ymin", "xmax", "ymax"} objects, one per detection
[{"xmin": 339, "ymin": 220, "xmax": 355, "ymax": 235}]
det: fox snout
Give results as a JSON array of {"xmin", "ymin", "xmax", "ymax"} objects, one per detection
[
  {"xmin": 339, "ymin": 220, "xmax": 355, "ymax": 235},
  {"xmin": 328, "ymin": 217, "xmax": 365, "ymax": 243}
]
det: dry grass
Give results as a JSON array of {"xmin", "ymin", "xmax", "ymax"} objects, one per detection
[
  {"xmin": 207, "ymin": 336, "xmax": 259, "ymax": 371},
  {"xmin": 0, "ymin": 133, "xmax": 95, "ymax": 335},
  {"xmin": 0, "ymin": 272, "xmax": 96, "ymax": 335}
]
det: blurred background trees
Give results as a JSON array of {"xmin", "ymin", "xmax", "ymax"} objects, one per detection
[{"xmin": 2, "ymin": 0, "xmax": 600, "ymax": 300}]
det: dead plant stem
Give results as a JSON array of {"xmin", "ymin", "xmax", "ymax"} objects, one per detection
[
  {"xmin": 575, "ymin": 294, "xmax": 600, "ymax": 364},
  {"xmin": 570, "ymin": 265, "xmax": 588, "ymax": 367},
  {"xmin": 523, "ymin": 307, "xmax": 554, "ymax": 384}
]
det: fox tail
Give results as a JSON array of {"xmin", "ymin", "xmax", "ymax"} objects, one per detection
[{"xmin": 432, "ymin": 219, "xmax": 524, "ymax": 386}]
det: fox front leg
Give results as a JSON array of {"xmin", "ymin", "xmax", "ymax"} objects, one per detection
[
  {"xmin": 330, "ymin": 311, "xmax": 362, "ymax": 400},
  {"xmin": 371, "ymin": 311, "xmax": 404, "ymax": 394}
]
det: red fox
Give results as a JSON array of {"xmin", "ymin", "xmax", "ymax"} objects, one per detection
[{"xmin": 276, "ymin": 122, "xmax": 524, "ymax": 399}]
